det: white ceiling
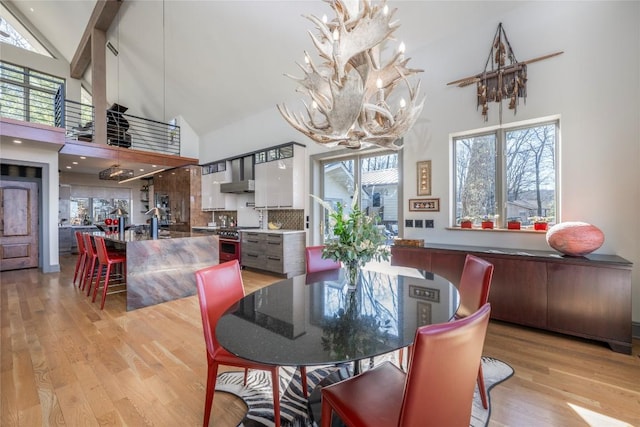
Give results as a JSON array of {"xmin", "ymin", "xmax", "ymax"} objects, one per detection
[{"xmin": 7, "ymin": 0, "xmax": 528, "ymax": 173}]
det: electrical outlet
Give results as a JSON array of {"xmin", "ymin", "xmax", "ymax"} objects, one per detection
[{"xmin": 425, "ymin": 219, "xmax": 434, "ymax": 228}]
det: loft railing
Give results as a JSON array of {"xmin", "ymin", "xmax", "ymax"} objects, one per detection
[
  {"xmin": 53, "ymin": 86, "xmax": 181, "ymax": 156},
  {"xmin": 0, "ymin": 61, "xmax": 182, "ymax": 157}
]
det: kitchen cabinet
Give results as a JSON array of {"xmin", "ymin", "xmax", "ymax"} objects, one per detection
[
  {"xmin": 58, "ymin": 227, "xmax": 73, "ymax": 253},
  {"xmin": 201, "ymin": 162, "xmax": 236, "ymax": 211},
  {"xmin": 391, "ymin": 243, "xmax": 633, "ymax": 354},
  {"xmin": 241, "ymin": 230, "xmax": 306, "ymax": 277},
  {"xmin": 254, "ymin": 143, "xmax": 306, "ymax": 209},
  {"xmin": 59, "ymin": 226, "xmax": 98, "ymax": 254}
]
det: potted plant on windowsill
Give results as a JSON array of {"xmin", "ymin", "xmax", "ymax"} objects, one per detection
[
  {"xmin": 530, "ymin": 216, "xmax": 551, "ymax": 231},
  {"xmin": 460, "ymin": 216, "xmax": 474, "ymax": 229},
  {"xmin": 481, "ymin": 214, "xmax": 498, "ymax": 229},
  {"xmin": 507, "ymin": 217, "xmax": 522, "ymax": 230}
]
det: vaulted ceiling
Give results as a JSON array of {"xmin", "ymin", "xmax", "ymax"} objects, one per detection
[{"xmin": 8, "ymin": 0, "xmax": 528, "ymax": 143}]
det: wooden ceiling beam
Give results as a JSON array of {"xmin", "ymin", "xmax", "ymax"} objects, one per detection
[{"xmin": 70, "ymin": 0, "xmax": 123, "ymax": 79}]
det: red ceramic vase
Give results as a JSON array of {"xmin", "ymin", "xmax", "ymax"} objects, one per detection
[
  {"xmin": 461, "ymin": 221, "xmax": 473, "ymax": 229},
  {"xmin": 507, "ymin": 221, "xmax": 521, "ymax": 230},
  {"xmin": 481, "ymin": 221, "xmax": 494, "ymax": 229}
]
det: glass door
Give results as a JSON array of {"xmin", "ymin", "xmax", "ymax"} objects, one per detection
[{"xmin": 320, "ymin": 152, "xmax": 399, "ymax": 244}]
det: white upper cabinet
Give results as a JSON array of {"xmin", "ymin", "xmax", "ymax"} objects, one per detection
[
  {"xmin": 201, "ymin": 162, "xmax": 236, "ymax": 210},
  {"xmin": 254, "ymin": 144, "xmax": 306, "ymax": 209}
]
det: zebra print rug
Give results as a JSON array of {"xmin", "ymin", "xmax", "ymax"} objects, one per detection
[{"xmin": 215, "ymin": 356, "xmax": 514, "ymax": 427}]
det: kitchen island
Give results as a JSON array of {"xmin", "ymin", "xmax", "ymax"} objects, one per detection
[{"xmin": 102, "ymin": 230, "xmax": 218, "ymax": 310}]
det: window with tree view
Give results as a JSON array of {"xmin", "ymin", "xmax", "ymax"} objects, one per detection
[{"xmin": 454, "ymin": 120, "xmax": 558, "ymax": 229}]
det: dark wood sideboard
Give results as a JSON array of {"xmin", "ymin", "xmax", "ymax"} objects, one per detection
[{"xmin": 391, "ymin": 244, "xmax": 633, "ymax": 354}]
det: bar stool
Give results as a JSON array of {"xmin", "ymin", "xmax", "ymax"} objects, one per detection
[
  {"xmin": 82, "ymin": 233, "xmax": 99, "ymax": 295},
  {"xmin": 73, "ymin": 231, "xmax": 87, "ymax": 287},
  {"xmin": 92, "ymin": 236, "xmax": 127, "ymax": 310}
]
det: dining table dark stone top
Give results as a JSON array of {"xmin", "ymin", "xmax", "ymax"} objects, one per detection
[{"xmin": 216, "ymin": 263, "xmax": 460, "ymax": 367}]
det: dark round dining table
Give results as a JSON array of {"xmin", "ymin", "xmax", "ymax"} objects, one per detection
[{"xmin": 216, "ymin": 263, "xmax": 460, "ymax": 367}]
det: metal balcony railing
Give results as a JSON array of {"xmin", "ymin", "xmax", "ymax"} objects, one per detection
[
  {"xmin": 1, "ymin": 61, "xmax": 181, "ymax": 157},
  {"xmin": 53, "ymin": 86, "xmax": 181, "ymax": 156}
]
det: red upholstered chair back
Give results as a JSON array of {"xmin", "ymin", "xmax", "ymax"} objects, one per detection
[
  {"xmin": 83, "ymin": 233, "xmax": 96, "ymax": 258},
  {"xmin": 456, "ymin": 254, "xmax": 494, "ymax": 319},
  {"xmin": 400, "ymin": 303, "xmax": 491, "ymax": 427},
  {"xmin": 305, "ymin": 245, "xmax": 341, "ymax": 273},
  {"xmin": 195, "ymin": 260, "xmax": 245, "ymax": 358},
  {"xmin": 94, "ymin": 236, "xmax": 109, "ymax": 264},
  {"xmin": 75, "ymin": 231, "xmax": 86, "ymax": 254}
]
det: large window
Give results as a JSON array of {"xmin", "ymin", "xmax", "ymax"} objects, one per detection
[
  {"xmin": 0, "ymin": 61, "xmax": 64, "ymax": 125},
  {"xmin": 321, "ymin": 152, "xmax": 399, "ymax": 243},
  {"xmin": 453, "ymin": 119, "xmax": 558, "ymax": 228}
]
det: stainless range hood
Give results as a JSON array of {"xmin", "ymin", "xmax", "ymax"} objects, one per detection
[
  {"xmin": 220, "ymin": 156, "xmax": 255, "ymax": 193},
  {"xmin": 220, "ymin": 179, "xmax": 255, "ymax": 193}
]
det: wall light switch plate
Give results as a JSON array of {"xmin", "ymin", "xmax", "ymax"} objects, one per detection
[
  {"xmin": 425, "ymin": 219, "xmax": 434, "ymax": 228},
  {"xmin": 405, "ymin": 219, "xmax": 414, "ymax": 227},
  {"xmin": 414, "ymin": 219, "xmax": 424, "ymax": 228}
]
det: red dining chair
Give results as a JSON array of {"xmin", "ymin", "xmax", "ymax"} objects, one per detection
[
  {"xmin": 321, "ymin": 303, "xmax": 491, "ymax": 427},
  {"xmin": 305, "ymin": 245, "xmax": 341, "ymax": 273},
  {"xmin": 195, "ymin": 260, "xmax": 307, "ymax": 427},
  {"xmin": 73, "ymin": 231, "xmax": 87, "ymax": 287},
  {"xmin": 399, "ymin": 254, "xmax": 494, "ymax": 409},
  {"xmin": 92, "ymin": 236, "xmax": 127, "ymax": 310},
  {"xmin": 455, "ymin": 254, "xmax": 494, "ymax": 409}
]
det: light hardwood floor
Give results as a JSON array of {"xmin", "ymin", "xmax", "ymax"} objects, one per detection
[{"xmin": 1, "ymin": 255, "xmax": 639, "ymax": 426}]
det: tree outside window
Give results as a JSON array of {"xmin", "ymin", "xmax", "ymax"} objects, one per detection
[{"xmin": 454, "ymin": 120, "xmax": 558, "ymax": 228}]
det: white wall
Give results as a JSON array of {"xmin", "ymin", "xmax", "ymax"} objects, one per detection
[{"xmin": 199, "ymin": 2, "xmax": 640, "ymax": 323}]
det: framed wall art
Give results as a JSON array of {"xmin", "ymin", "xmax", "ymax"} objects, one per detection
[
  {"xmin": 408, "ymin": 198, "xmax": 440, "ymax": 212},
  {"xmin": 417, "ymin": 160, "xmax": 431, "ymax": 196}
]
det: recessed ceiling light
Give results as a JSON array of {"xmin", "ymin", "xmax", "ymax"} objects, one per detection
[
  {"xmin": 152, "ymin": 164, "xmax": 157, "ymax": 168},
  {"xmin": 80, "ymin": 156, "xmax": 86, "ymax": 159},
  {"xmin": 139, "ymin": 168, "xmax": 145, "ymax": 172},
  {"xmin": 66, "ymin": 166, "xmax": 71, "ymax": 169},
  {"xmin": 30, "ymin": 7, "xmax": 34, "ymax": 12},
  {"xmin": 72, "ymin": 161, "xmax": 78, "ymax": 165},
  {"xmin": 13, "ymin": 139, "xmax": 22, "ymax": 144}
]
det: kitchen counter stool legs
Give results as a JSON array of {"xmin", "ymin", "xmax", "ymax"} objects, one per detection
[{"xmin": 92, "ymin": 236, "xmax": 127, "ymax": 310}]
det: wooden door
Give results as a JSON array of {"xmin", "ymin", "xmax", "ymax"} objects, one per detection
[{"xmin": 0, "ymin": 180, "xmax": 39, "ymax": 270}]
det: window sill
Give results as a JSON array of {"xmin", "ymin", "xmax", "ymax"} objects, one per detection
[{"xmin": 446, "ymin": 227, "xmax": 547, "ymax": 233}]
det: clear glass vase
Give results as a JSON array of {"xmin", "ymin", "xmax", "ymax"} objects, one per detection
[{"xmin": 345, "ymin": 261, "xmax": 359, "ymax": 290}]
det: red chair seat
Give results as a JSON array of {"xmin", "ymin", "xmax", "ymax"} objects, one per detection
[{"xmin": 322, "ymin": 361, "xmax": 404, "ymax": 426}]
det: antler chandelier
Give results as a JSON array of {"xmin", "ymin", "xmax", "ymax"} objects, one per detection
[{"xmin": 278, "ymin": 0, "xmax": 424, "ymax": 151}]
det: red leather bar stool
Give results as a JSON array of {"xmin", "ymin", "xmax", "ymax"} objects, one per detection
[
  {"xmin": 73, "ymin": 231, "xmax": 87, "ymax": 287},
  {"xmin": 92, "ymin": 236, "xmax": 127, "ymax": 310},
  {"xmin": 82, "ymin": 233, "xmax": 99, "ymax": 295}
]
